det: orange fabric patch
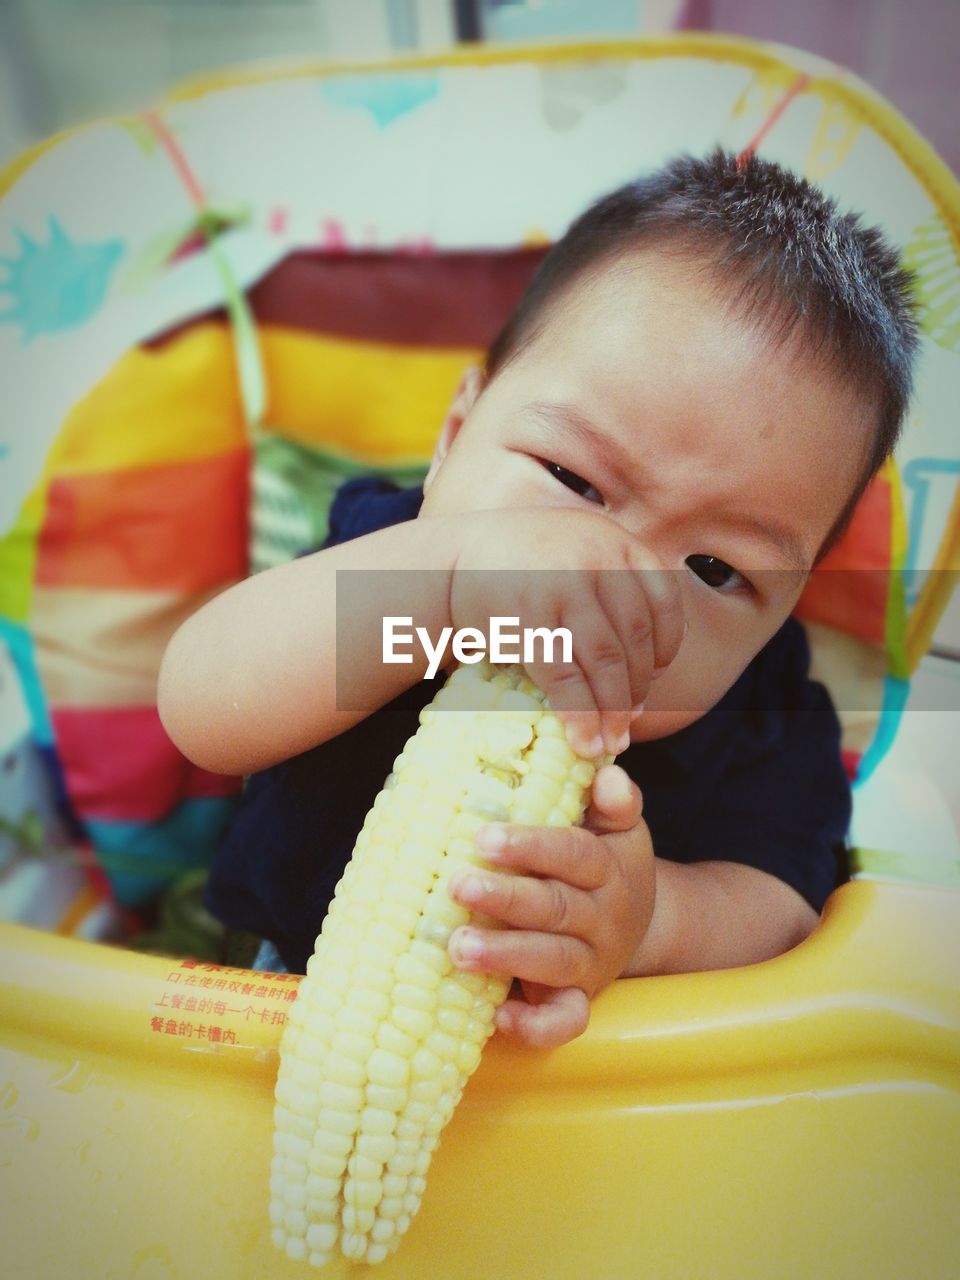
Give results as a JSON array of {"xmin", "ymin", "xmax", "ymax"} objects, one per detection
[
  {"xmin": 36, "ymin": 450, "xmax": 249, "ymax": 592},
  {"xmin": 795, "ymin": 474, "xmax": 892, "ymax": 647}
]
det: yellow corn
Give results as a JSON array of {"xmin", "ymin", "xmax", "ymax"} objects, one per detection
[{"xmin": 270, "ymin": 660, "xmax": 608, "ymax": 1266}]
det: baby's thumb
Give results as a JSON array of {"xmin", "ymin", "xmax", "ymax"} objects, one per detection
[{"xmin": 584, "ymin": 764, "xmax": 643, "ymax": 834}]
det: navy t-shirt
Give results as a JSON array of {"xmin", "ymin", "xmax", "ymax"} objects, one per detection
[{"xmin": 204, "ymin": 477, "xmax": 851, "ymax": 974}]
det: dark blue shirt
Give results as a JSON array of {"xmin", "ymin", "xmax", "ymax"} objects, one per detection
[{"xmin": 204, "ymin": 477, "xmax": 851, "ymax": 973}]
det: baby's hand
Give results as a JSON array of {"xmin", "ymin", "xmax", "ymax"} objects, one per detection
[
  {"xmin": 445, "ymin": 765, "xmax": 654, "ymax": 1049},
  {"xmin": 452, "ymin": 507, "xmax": 685, "ymax": 758}
]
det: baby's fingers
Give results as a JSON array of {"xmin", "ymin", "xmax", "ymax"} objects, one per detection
[
  {"xmin": 494, "ymin": 985, "xmax": 590, "ymax": 1049},
  {"xmin": 584, "ymin": 765, "xmax": 643, "ymax": 834},
  {"xmin": 524, "ymin": 646, "xmax": 604, "ymax": 760},
  {"xmin": 558, "ymin": 597, "xmax": 633, "ymax": 757},
  {"xmin": 523, "ymin": 599, "xmax": 629, "ymax": 759},
  {"xmin": 448, "ymin": 864, "xmax": 592, "ymax": 937},
  {"xmin": 626, "ymin": 545, "xmax": 687, "ymax": 677},
  {"xmin": 448, "ymin": 924, "xmax": 592, "ymax": 990},
  {"xmin": 471, "ymin": 823, "xmax": 609, "ymax": 891}
]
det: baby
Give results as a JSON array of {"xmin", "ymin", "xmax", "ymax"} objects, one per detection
[{"xmin": 158, "ymin": 147, "xmax": 918, "ymax": 1050}]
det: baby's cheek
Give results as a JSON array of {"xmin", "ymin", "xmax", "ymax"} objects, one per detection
[{"xmin": 630, "ymin": 650, "xmax": 740, "ymax": 741}]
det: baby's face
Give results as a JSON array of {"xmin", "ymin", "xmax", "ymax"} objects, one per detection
[{"xmin": 420, "ymin": 250, "xmax": 871, "ymax": 739}]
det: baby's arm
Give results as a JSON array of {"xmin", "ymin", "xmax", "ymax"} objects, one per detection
[
  {"xmin": 626, "ymin": 856, "xmax": 818, "ymax": 976},
  {"xmin": 159, "ymin": 503, "xmax": 685, "ymax": 778},
  {"xmin": 158, "ymin": 513, "xmax": 465, "ymax": 777}
]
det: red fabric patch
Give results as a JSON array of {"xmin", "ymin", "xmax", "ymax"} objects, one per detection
[
  {"xmin": 148, "ymin": 249, "xmax": 548, "ymax": 351},
  {"xmin": 841, "ymin": 749, "xmax": 862, "ymax": 783},
  {"xmin": 51, "ymin": 704, "xmax": 241, "ymax": 822}
]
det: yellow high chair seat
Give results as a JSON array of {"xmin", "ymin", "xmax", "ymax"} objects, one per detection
[{"xmin": 1, "ymin": 32, "xmax": 959, "ymax": 1280}]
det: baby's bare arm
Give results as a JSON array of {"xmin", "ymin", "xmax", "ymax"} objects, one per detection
[
  {"xmin": 628, "ymin": 858, "xmax": 818, "ymax": 977},
  {"xmin": 158, "ymin": 513, "xmax": 464, "ymax": 776},
  {"xmin": 159, "ymin": 504, "xmax": 683, "ymax": 778}
]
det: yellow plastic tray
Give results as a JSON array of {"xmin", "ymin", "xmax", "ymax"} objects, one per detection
[{"xmin": 2, "ymin": 877, "xmax": 958, "ymax": 1279}]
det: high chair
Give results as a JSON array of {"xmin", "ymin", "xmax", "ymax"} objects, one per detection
[{"xmin": 1, "ymin": 33, "xmax": 958, "ymax": 1279}]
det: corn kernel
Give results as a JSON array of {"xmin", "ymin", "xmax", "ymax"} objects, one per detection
[
  {"xmin": 319, "ymin": 1052, "xmax": 366, "ymax": 1089},
  {"xmin": 392, "ymin": 982, "xmax": 437, "ymax": 1013},
  {"xmin": 283, "ymin": 1184, "xmax": 307, "ymax": 1210},
  {"xmin": 371, "ymin": 1218, "xmax": 396, "ymax": 1243},
  {"xmin": 284, "ymin": 1208, "xmax": 308, "ymax": 1236},
  {"xmin": 317, "ymin": 1081, "xmax": 364, "ymax": 1112},
  {"xmin": 378, "ymin": 1195, "xmax": 404, "ymax": 1220},
  {"xmin": 375, "ymin": 1022, "xmax": 419, "ymax": 1058},
  {"xmin": 332, "ymin": 1029, "xmax": 374, "ymax": 1061},
  {"xmin": 305, "ymin": 1174, "xmax": 341, "ymax": 1201},
  {"xmin": 363, "ymin": 1083, "xmax": 408, "ymax": 1112},
  {"xmin": 435, "ymin": 977, "xmax": 474, "ymax": 1010},
  {"xmin": 409, "ymin": 1077, "xmax": 443, "ymax": 1105},
  {"xmin": 335, "ymin": 1005, "xmax": 380, "ymax": 1037},
  {"xmin": 307, "ymin": 1149, "xmax": 348, "ymax": 1179},
  {"xmin": 307, "ymin": 1223, "xmax": 337, "ymax": 1253},
  {"xmin": 391, "ymin": 1005, "xmax": 434, "ymax": 1039},
  {"xmin": 356, "ymin": 1133, "xmax": 397, "ymax": 1164},
  {"xmin": 367, "ymin": 1048, "xmax": 410, "ymax": 1088},
  {"xmin": 359, "ymin": 1106, "xmax": 396, "ymax": 1137},
  {"xmin": 409, "ymin": 1046, "xmax": 442, "ymax": 1081},
  {"xmin": 345, "ymin": 1180, "xmax": 383, "ymax": 1214},
  {"xmin": 382, "ymin": 1172, "xmax": 406, "ymax": 1197},
  {"xmin": 436, "ymin": 1007, "xmax": 469, "ymax": 1037},
  {"xmin": 286, "ymin": 1237, "xmax": 308, "ymax": 1263},
  {"xmin": 393, "ymin": 953, "xmax": 443, "ymax": 989},
  {"xmin": 312, "ymin": 1115, "xmax": 357, "ymax": 1146},
  {"xmin": 341, "ymin": 1233, "xmax": 367, "ymax": 1261},
  {"xmin": 342, "ymin": 1203, "xmax": 376, "ymax": 1233}
]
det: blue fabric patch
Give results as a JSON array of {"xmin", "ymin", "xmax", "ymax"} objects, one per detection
[
  {"xmin": 321, "ymin": 72, "xmax": 439, "ymax": 127},
  {"xmin": 0, "ymin": 217, "xmax": 123, "ymax": 341},
  {"xmin": 0, "ymin": 618, "xmax": 54, "ymax": 746},
  {"xmin": 252, "ymin": 939, "xmax": 288, "ymax": 974},
  {"xmin": 86, "ymin": 796, "xmax": 237, "ymax": 907},
  {"xmin": 853, "ymin": 674, "xmax": 911, "ymax": 787}
]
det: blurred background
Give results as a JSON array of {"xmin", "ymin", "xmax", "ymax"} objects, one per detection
[
  {"xmin": 1, "ymin": 0, "xmax": 958, "ymax": 177},
  {"xmin": 1, "ymin": 0, "xmax": 957, "ymax": 865},
  {"xmin": 3, "ymin": 0, "xmax": 956, "ymax": 774}
]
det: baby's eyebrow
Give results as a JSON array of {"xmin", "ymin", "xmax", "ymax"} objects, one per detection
[
  {"xmin": 724, "ymin": 515, "xmax": 811, "ymax": 575},
  {"xmin": 524, "ymin": 400, "xmax": 634, "ymax": 480}
]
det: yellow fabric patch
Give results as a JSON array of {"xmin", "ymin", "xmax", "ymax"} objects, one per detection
[
  {"xmin": 46, "ymin": 323, "xmax": 247, "ymax": 477},
  {"xmin": 0, "ymin": 482, "xmax": 45, "ymax": 624},
  {"xmin": 259, "ymin": 324, "xmax": 476, "ymax": 465}
]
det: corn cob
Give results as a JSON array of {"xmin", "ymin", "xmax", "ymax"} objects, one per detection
[{"xmin": 270, "ymin": 659, "xmax": 609, "ymax": 1266}]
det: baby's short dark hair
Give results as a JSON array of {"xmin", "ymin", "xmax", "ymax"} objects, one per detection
[{"xmin": 485, "ymin": 146, "xmax": 921, "ymax": 560}]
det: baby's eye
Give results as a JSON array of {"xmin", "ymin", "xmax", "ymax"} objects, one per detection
[
  {"xmin": 541, "ymin": 460, "xmax": 603, "ymax": 504},
  {"xmin": 686, "ymin": 555, "xmax": 749, "ymax": 593}
]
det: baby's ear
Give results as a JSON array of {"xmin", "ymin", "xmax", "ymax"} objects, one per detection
[{"xmin": 424, "ymin": 365, "xmax": 486, "ymax": 491}]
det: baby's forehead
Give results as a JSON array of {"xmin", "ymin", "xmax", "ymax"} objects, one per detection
[
  {"xmin": 557, "ymin": 246, "xmax": 800, "ymax": 341},
  {"xmin": 544, "ymin": 262, "xmax": 812, "ymax": 379}
]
